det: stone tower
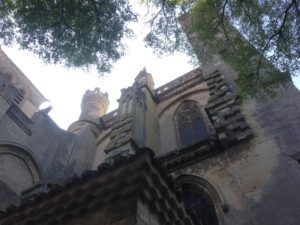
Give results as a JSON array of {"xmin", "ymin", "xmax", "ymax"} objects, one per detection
[
  {"xmin": 69, "ymin": 88, "xmax": 109, "ymax": 134},
  {"xmin": 79, "ymin": 88, "xmax": 109, "ymax": 122},
  {"xmin": 65, "ymin": 88, "xmax": 110, "ymax": 176}
]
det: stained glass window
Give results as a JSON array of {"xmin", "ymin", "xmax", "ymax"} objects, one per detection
[
  {"xmin": 182, "ymin": 183, "xmax": 219, "ymax": 225},
  {"xmin": 175, "ymin": 101, "xmax": 210, "ymax": 147}
]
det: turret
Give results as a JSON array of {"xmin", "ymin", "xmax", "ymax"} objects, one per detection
[
  {"xmin": 66, "ymin": 88, "xmax": 110, "ymax": 173},
  {"xmin": 68, "ymin": 88, "xmax": 109, "ymax": 134},
  {"xmin": 79, "ymin": 88, "xmax": 109, "ymax": 122}
]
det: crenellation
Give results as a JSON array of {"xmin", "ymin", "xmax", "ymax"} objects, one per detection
[{"xmin": 80, "ymin": 88, "xmax": 110, "ymax": 122}]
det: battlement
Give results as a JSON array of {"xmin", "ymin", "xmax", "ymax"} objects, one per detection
[{"xmin": 79, "ymin": 88, "xmax": 110, "ymax": 121}]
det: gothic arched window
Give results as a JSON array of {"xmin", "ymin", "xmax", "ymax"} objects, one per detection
[
  {"xmin": 182, "ymin": 183, "xmax": 219, "ymax": 225},
  {"xmin": 175, "ymin": 101, "xmax": 211, "ymax": 147}
]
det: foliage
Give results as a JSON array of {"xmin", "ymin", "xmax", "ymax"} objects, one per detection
[
  {"xmin": 0, "ymin": 0, "xmax": 137, "ymax": 73},
  {"xmin": 143, "ymin": 0, "xmax": 193, "ymax": 55},
  {"xmin": 0, "ymin": 0, "xmax": 298, "ymax": 96},
  {"xmin": 144, "ymin": 0, "xmax": 299, "ymax": 97}
]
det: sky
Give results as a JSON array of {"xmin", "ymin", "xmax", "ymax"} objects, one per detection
[
  {"xmin": 1, "ymin": 2, "xmax": 196, "ymax": 129},
  {"xmin": 2, "ymin": 1, "xmax": 300, "ymax": 130},
  {"xmin": 2, "ymin": 45, "xmax": 195, "ymax": 130}
]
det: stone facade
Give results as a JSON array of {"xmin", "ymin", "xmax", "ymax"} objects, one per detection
[
  {"xmin": 1, "ymin": 40, "xmax": 300, "ymax": 225},
  {"xmin": 0, "ymin": 47, "xmax": 46, "ymax": 118}
]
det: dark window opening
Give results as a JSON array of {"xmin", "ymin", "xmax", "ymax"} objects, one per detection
[
  {"xmin": 182, "ymin": 183, "xmax": 219, "ymax": 225},
  {"xmin": 0, "ymin": 74, "xmax": 20, "ymax": 103},
  {"xmin": 175, "ymin": 101, "xmax": 211, "ymax": 147},
  {"xmin": 14, "ymin": 92, "xmax": 24, "ymax": 105},
  {"xmin": 291, "ymin": 153, "xmax": 300, "ymax": 164}
]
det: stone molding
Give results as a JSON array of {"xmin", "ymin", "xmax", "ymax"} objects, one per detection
[
  {"xmin": 204, "ymin": 70, "xmax": 253, "ymax": 147},
  {"xmin": 0, "ymin": 150, "xmax": 194, "ymax": 225}
]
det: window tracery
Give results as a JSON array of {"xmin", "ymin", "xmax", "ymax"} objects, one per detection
[
  {"xmin": 175, "ymin": 101, "xmax": 211, "ymax": 147},
  {"xmin": 182, "ymin": 183, "xmax": 219, "ymax": 225}
]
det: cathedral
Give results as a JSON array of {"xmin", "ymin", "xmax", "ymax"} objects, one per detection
[{"xmin": 1, "ymin": 23, "xmax": 300, "ymax": 225}]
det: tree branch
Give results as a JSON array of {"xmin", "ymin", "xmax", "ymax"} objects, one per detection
[
  {"xmin": 221, "ymin": 21, "xmax": 237, "ymax": 53},
  {"xmin": 214, "ymin": 0, "xmax": 236, "ymax": 53},
  {"xmin": 60, "ymin": 0, "xmax": 64, "ymax": 21},
  {"xmin": 215, "ymin": 0, "xmax": 229, "ymax": 28},
  {"xmin": 240, "ymin": 1, "xmax": 251, "ymax": 19},
  {"xmin": 87, "ymin": 0, "xmax": 111, "ymax": 30},
  {"xmin": 255, "ymin": 0, "xmax": 295, "ymax": 81},
  {"xmin": 146, "ymin": 0, "xmax": 166, "ymax": 27}
]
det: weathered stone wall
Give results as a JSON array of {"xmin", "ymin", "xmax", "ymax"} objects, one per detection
[
  {"xmin": 0, "ymin": 181, "xmax": 19, "ymax": 211},
  {"xmin": 0, "ymin": 147, "xmax": 39, "ymax": 193},
  {"xmin": 0, "ymin": 102, "xmax": 77, "ymax": 209},
  {"xmin": 137, "ymin": 200, "xmax": 161, "ymax": 225},
  {"xmin": 134, "ymin": 86, "xmax": 160, "ymax": 153},
  {"xmin": 79, "ymin": 200, "xmax": 162, "ymax": 225},
  {"xmin": 0, "ymin": 48, "xmax": 46, "ymax": 117},
  {"xmin": 65, "ymin": 123, "xmax": 100, "ymax": 176},
  {"xmin": 69, "ymin": 199, "xmax": 137, "ymax": 225},
  {"xmin": 176, "ymin": 13, "xmax": 300, "ymax": 224},
  {"xmin": 156, "ymin": 74, "xmax": 210, "ymax": 156},
  {"xmin": 93, "ymin": 127, "xmax": 113, "ymax": 169},
  {"xmin": 2, "ymin": 43, "xmax": 300, "ymax": 225},
  {"xmin": 170, "ymin": 59, "xmax": 300, "ymax": 225}
]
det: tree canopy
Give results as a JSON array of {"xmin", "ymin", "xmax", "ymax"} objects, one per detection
[
  {"xmin": 143, "ymin": 0, "xmax": 300, "ymax": 97},
  {"xmin": 0, "ymin": 0, "xmax": 299, "ymax": 97},
  {"xmin": 0, "ymin": 0, "xmax": 136, "ymax": 73}
]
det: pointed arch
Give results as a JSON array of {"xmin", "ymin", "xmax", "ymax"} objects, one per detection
[
  {"xmin": 174, "ymin": 101, "xmax": 213, "ymax": 147},
  {"xmin": 157, "ymin": 88, "xmax": 209, "ymax": 118},
  {"xmin": 176, "ymin": 175, "xmax": 228, "ymax": 225}
]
